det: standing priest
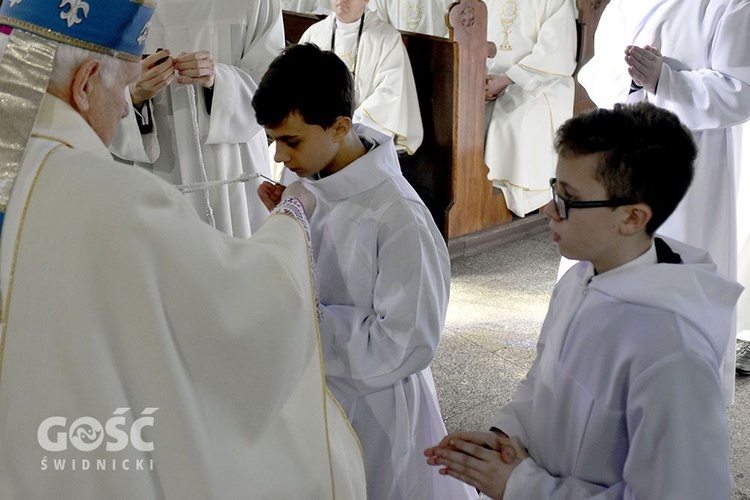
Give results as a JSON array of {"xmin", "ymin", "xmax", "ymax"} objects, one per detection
[{"xmin": 111, "ymin": 0, "xmax": 284, "ymax": 237}]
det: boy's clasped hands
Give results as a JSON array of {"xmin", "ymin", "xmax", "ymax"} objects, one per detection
[{"xmin": 425, "ymin": 431, "xmax": 529, "ymax": 499}]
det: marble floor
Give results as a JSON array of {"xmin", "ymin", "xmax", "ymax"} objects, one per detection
[{"xmin": 432, "ymin": 228, "xmax": 750, "ymax": 498}]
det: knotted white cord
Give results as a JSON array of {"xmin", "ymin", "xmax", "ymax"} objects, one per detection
[
  {"xmin": 185, "ymin": 84, "xmax": 215, "ymax": 227},
  {"xmin": 176, "ymin": 172, "xmax": 279, "ymax": 193}
]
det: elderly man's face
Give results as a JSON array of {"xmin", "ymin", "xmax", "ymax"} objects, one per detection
[{"xmin": 86, "ymin": 60, "xmax": 140, "ymax": 146}]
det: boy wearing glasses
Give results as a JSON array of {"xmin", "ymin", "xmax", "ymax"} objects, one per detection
[{"xmin": 425, "ymin": 103, "xmax": 743, "ymax": 499}]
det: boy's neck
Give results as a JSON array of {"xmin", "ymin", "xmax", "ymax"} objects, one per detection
[
  {"xmin": 320, "ymin": 130, "xmax": 368, "ymax": 178},
  {"xmin": 593, "ymin": 235, "xmax": 653, "ymax": 275}
]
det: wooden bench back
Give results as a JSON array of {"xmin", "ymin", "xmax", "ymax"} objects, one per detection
[{"xmin": 282, "ymin": 1, "xmax": 512, "ymax": 239}]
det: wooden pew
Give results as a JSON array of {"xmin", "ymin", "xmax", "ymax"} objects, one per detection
[
  {"xmin": 573, "ymin": 0, "xmax": 610, "ymax": 115},
  {"xmin": 283, "ymin": 1, "xmax": 536, "ymax": 258}
]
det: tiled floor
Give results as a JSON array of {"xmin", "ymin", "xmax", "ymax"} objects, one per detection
[{"xmin": 432, "ymin": 229, "xmax": 750, "ymax": 498}]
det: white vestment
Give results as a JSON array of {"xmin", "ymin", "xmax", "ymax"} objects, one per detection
[
  {"xmin": 111, "ymin": 0, "xmax": 284, "ymax": 238},
  {"xmin": 494, "ymin": 239, "xmax": 741, "ymax": 499},
  {"xmin": 739, "ymin": 122, "xmax": 750, "ymax": 339},
  {"xmin": 300, "ymin": 12, "xmax": 424, "ymax": 154},
  {"xmin": 576, "ymin": 0, "xmax": 750, "ymax": 401},
  {"xmin": 370, "ymin": 0, "xmax": 452, "ymax": 37},
  {"xmin": 301, "ymin": 126, "xmax": 476, "ymax": 500},
  {"xmin": 0, "ymin": 95, "xmax": 366, "ymax": 499},
  {"xmin": 483, "ymin": 0, "xmax": 577, "ymax": 216}
]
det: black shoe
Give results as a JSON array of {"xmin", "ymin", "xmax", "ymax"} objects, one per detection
[{"xmin": 737, "ymin": 341, "xmax": 750, "ymax": 376}]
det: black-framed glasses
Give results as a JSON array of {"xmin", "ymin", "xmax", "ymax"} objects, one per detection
[{"xmin": 549, "ymin": 178, "xmax": 635, "ymax": 220}]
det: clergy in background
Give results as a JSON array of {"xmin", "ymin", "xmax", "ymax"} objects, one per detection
[
  {"xmin": 111, "ymin": 0, "xmax": 284, "ymax": 238},
  {"xmin": 576, "ymin": 0, "xmax": 750, "ymax": 403},
  {"xmin": 483, "ymin": 0, "xmax": 577, "ymax": 217},
  {"xmin": 0, "ymin": 1, "xmax": 366, "ymax": 498},
  {"xmin": 370, "ymin": 0, "xmax": 453, "ymax": 37},
  {"xmin": 300, "ymin": 0, "xmax": 424, "ymax": 154}
]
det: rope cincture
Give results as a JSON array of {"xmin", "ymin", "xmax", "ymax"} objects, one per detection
[{"xmin": 185, "ymin": 83, "xmax": 215, "ymax": 227}]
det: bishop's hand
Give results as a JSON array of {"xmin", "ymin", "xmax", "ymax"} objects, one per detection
[{"xmin": 130, "ymin": 49, "xmax": 174, "ymax": 108}]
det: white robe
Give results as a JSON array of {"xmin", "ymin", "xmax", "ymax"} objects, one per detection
[
  {"xmin": 494, "ymin": 239, "xmax": 741, "ymax": 499},
  {"xmin": 301, "ymin": 126, "xmax": 476, "ymax": 500},
  {"xmin": 483, "ymin": 0, "xmax": 577, "ymax": 217},
  {"xmin": 0, "ymin": 95, "xmax": 366, "ymax": 499},
  {"xmin": 370, "ymin": 0, "xmax": 452, "ymax": 37},
  {"xmin": 576, "ymin": 0, "xmax": 750, "ymax": 402},
  {"xmin": 111, "ymin": 0, "xmax": 284, "ymax": 238},
  {"xmin": 300, "ymin": 12, "xmax": 424, "ymax": 154},
  {"xmin": 577, "ymin": 0, "xmax": 750, "ymax": 280}
]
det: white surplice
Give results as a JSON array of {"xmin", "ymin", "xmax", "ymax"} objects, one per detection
[
  {"xmin": 0, "ymin": 95, "xmax": 366, "ymax": 499},
  {"xmin": 576, "ymin": 0, "xmax": 750, "ymax": 402},
  {"xmin": 483, "ymin": 0, "xmax": 577, "ymax": 217},
  {"xmin": 494, "ymin": 238, "xmax": 741, "ymax": 499},
  {"xmin": 300, "ymin": 12, "xmax": 424, "ymax": 154},
  {"xmin": 370, "ymin": 0, "xmax": 452, "ymax": 37},
  {"xmin": 300, "ymin": 125, "xmax": 476, "ymax": 500},
  {"xmin": 111, "ymin": 0, "xmax": 284, "ymax": 238}
]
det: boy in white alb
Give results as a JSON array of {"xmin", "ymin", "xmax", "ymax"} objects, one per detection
[
  {"xmin": 426, "ymin": 103, "xmax": 742, "ymax": 499},
  {"xmin": 253, "ymin": 44, "xmax": 477, "ymax": 500}
]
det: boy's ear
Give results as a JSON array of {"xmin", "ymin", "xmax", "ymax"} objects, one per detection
[
  {"xmin": 619, "ymin": 203, "xmax": 653, "ymax": 236},
  {"xmin": 331, "ymin": 116, "xmax": 352, "ymax": 142}
]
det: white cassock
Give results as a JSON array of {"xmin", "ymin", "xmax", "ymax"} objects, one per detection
[
  {"xmin": 301, "ymin": 125, "xmax": 477, "ymax": 500},
  {"xmin": 300, "ymin": 11, "xmax": 424, "ymax": 154},
  {"xmin": 738, "ymin": 121, "xmax": 750, "ymax": 339},
  {"xmin": 483, "ymin": 0, "xmax": 577, "ymax": 217},
  {"xmin": 370, "ymin": 0, "xmax": 452, "ymax": 37},
  {"xmin": 111, "ymin": 0, "xmax": 284, "ymax": 238},
  {"xmin": 576, "ymin": 0, "xmax": 750, "ymax": 402},
  {"xmin": 493, "ymin": 239, "xmax": 740, "ymax": 499},
  {"xmin": 0, "ymin": 95, "xmax": 366, "ymax": 499}
]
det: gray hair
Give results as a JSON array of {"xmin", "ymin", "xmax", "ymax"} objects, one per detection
[{"xmin": 49, "ymin": 44, "xmax": 130, "ymax": 90}]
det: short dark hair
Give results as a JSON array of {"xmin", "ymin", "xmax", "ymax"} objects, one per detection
[
  {"xmin": 555, "ymin": 102, "xmax": 697, "ymax": 235},
  {"xmin": 252, "ymin": 43, "xmax": 355, "ymax": 129}
]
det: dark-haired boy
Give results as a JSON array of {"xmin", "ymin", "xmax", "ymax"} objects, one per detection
[
  {"xmin": 253, "ymin": 43, "xmax": 477, "ymax": 500},
  {"xmin": 425, "ymin": 102, "xmax": 743, "ymax": 499}
]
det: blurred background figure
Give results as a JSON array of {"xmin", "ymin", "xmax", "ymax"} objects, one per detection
[
  {"xmin": 112, "ymin": 1, "xmax": 284, "ymax": 237},
  {"xmin": 483, "ymin": 0, "xmax": 577, "ymax": 217}
]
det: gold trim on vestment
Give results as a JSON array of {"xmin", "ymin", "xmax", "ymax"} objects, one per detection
[
  {"xmin": 359, "ymin": 107, "xmax": 415, "ymax": 156},
  {"xmin": 0, "ymin": 144, "xmax": 65, "ymax": 387},
  {"xmin": 268, "ymin": 211, "xmax": 367, "ymax": 498},
  {"xmin": 0, "ymin": 29, "xmax": 57, "ymax": 212},
  {"xmin": 517, "ymin": 62, "xmax": 573, "ymax": 79}
]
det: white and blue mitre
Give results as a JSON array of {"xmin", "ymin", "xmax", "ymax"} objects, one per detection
[
  {"xmin": 0, "ymin": 0, "xmax": 155, "ymax": 61},
  {"xmin": 0, "ymin": 0, "xmax": 156, "ymax": 232}
]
